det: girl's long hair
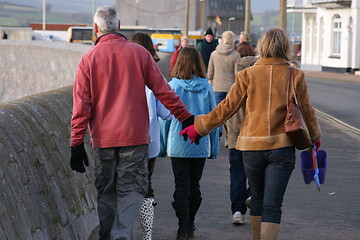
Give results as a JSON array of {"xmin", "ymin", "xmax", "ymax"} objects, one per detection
[
  {"xmin": 171, "ymin": 47, "xmax": 206, "ymax": 80},
  {"xmin": 130, "ymin": 32, "xmax": 160, "ymax": 62}
]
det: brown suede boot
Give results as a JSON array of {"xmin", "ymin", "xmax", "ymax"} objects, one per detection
[
  {"xmin": 260, "ymin": 222, "xmax": 280, "ymax": 240},
  {"xmin": 250, "ymin": 216, "xmax": 261, "ymax": 240}
]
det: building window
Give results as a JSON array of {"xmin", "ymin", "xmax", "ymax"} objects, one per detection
[
  {"xmin": 237, "ymin": 3, "xmax": 241, "ymax": 10},
  {"xmin": 332, "ymin": 14, "xmax": 341, "ymax": 56},
  {"xmin": 211, "ymin": 0, "xmax": 217, "ymax": 8}
]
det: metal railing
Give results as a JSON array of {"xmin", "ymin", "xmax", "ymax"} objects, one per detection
[
  {"xmin": 287, "ymin": 0, "xmax": 352, "ymax": 8},
  {"xmin": 311, "ymin": 0, "xmax": 351, "ymax": 4},
  {"xmin": 287, "ymin": 0, "xmax": 313, "ymax": 8}
]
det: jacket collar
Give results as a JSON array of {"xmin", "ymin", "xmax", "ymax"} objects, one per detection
[
  {"xmin": 95, "ymin": 32, "xmax": 127, "ymax": 45},
  {"xmin": 255, "ymin": 57, "xmax": 289, "ymax": 66}
]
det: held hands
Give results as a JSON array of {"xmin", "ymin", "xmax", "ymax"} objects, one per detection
[
  {"xmin": 181, "ymin": 115, "xmax": 195, "ymax": 141},
  {"xmin": 179, "ymin": 125, "xmax": 202, "ymax": 145},
  {"xmin": 70, "ymin": 143, "xmax": 89, "ymax": 173}
]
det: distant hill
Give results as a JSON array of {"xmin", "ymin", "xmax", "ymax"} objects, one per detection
[
  {"xmin": 1, "ymin": 0, "xmax": 115, "ymax": 13},
  {"xmin": 1, "ymin": 0, "xmax": 302, "ymax": 42},
  {"xmin": 0, "ymin": 1, "xmax": 36, "ymax": 11},
  {"xmin": 0, "ymin": 1, "xmax": 92, "ymax": 27}
]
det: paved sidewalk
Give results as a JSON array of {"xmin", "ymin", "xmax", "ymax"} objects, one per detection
[
  {"xmin": 304, "ymin": 70, "xmax": 360, "ymax": 83},
  {"xmin": 89, "ymin": 115, "xmax": 360, "ymax": 240},
  {"xmin": 88, "ymin": 55, "xmax": 360, "ymax": 239},
  {"xmin": 149, "ymin": 116, "xmax": 360, "ymax": 240}
]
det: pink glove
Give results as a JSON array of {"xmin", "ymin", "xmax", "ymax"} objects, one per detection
[
  {"xmin": 315, "ymin": 140, "xmax": 321, "ymax": 152},
  {"xmin": 179, "ymin": 125, "xmax": 201, "ymax": 144}
]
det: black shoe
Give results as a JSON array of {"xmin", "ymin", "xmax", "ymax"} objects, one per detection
[
  {"xmin": 188, "ymin": 224, "xmax": 196, "ymax": 238},
  {"xmin": 176, "ymin": 235, "xmax": 188, "ymax": 240}
]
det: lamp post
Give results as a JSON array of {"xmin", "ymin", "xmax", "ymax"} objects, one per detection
[
  {"xmin": 200, "ymin": 0, "xmax": 205, "ymax": 38},
  {"xmin": 93, "ymin": 0, "xmax": 96, "ymax": 16},
  {"xmin": 42, "ymin": 0, "xmax": 46, "ymax": 37},
  {"xmin": 92, "ymin": 0, "xmax": 96, "ymax": 43},
  {"xmin": 185, "ymin": 0, "xmax": 189, "ymax": 36},
  {"xmin": 228, "ymin": 17, "xmax": 235, "ymax": 31},
  {"xmin": 136, "ymin": 0, "xmax": 139, "ymax": 26},
  {"xmin": 279, "ymin": 0, "xmax": 287, "ymax": 31},
  {"xmin": 244, "ymin": 0, "xmax": 251, "ymax": 34}
]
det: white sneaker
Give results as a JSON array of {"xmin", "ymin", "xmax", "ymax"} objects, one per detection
[
  {"xmin": 246, "ymin": 197, "xmax": 251, "ymax": 209},
  {"xmin": 232, "ymin": 211, "xmax": 245, "ymax": 225}
]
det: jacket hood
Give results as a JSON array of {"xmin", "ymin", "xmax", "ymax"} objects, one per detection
[
  {"xmin": 215, "ymin": 44, "xmax": 235, "ymax": 55},
  {"xmin": 170, "ymin": 76, "xmax": 209, "ymax": 93}
]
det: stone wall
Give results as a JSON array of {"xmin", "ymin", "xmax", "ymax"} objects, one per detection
[
  {"xmin": 0, "ymin": 41, "xmax": 91, "ymax": 103},
  {"xmin": 0, "ymin": 87, "xmax": 98, "ymax": 240},
  {"xmin": 0, "ymin": 41, "xmax": 173, "ymax": 239},
  {"xmin": 0, "ymin": 41, "xmax": 172, "ymax": 103}
]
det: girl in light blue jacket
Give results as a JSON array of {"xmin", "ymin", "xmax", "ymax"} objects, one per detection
[{"xmin": 159, "ymin": 47, "xmax": 219, "ymax": 240}]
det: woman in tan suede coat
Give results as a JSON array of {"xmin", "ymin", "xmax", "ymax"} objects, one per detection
[{"xmin": 180, "ymin": 28, "xmax": 321, "ymax": 240}]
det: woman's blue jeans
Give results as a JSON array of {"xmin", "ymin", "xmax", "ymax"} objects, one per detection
[{"xmin": 243, "ymin": 147, "xmax": 295, "ymax": 224}]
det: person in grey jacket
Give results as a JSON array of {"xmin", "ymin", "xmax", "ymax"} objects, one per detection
[
  {"xmin": 159, "ymin": 47, "xmax": 219, "ymax": 240},
  {"xmin": 207, "ymin": 30, "xmax": 240, "ymax": 136}
]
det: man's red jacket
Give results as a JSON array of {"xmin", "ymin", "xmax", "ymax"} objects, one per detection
[{"xmin": 71, "ymin": 33, "xmax": 191, "ymax": 148}]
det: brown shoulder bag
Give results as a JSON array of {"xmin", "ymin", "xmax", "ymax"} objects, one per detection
[{"xmin": 284, "ymin": 67, "xmax": 312, "ymax": 150}]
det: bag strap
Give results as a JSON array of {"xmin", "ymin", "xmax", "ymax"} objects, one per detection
[{"xmin": 287, "ymin": 67, "xmax": 298, "ymax": 107}]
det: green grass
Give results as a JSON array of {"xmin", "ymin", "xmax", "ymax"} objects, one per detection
[
  {"xmin": 251, "ymin": 12, "xmax": 279, "ymax": 28},
  {"xmin": 0, "ymin": 16, "xmax": 23, "ymax": 26},
  {"xmin": 0, "ymin": 10, "xmax": 91, "ymax": 26},
  {"xmin": 3, "ymin": 5, "xmax": 36, "ymax": 12},
  {"xmin": 251, "ymin": 11, "xmax": 302, "ymax": 34}
]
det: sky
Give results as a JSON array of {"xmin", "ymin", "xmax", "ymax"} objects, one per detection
[
  {"xmin": 10, "ymin": 0, "xmax": 279, "ymax": 14},
  {"xmin": 252, "ymin": 0, "xmax": 279, "ymax": 13}
]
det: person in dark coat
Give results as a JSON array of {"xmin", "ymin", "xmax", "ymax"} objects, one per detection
[
  {"xmin": 2, "ymin": 31, "xmax": 8, "ymax": 39},
  {"xmin": 196, "ymin": 28, "xmax": 218, "ymax": 69}
]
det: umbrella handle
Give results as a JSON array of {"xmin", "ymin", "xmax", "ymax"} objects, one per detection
[
  {"xmin": 312, "ymin": 144, "xmax": 321, "ymax": 191},
  {"xmin": 312, "ymin": 144, "xmax": 318, "ymax": 170}
]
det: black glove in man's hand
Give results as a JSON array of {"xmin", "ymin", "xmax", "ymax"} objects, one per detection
[
  {"xmin": 193, "ymin": 135, "xmax": 202, "ymax": 145},
  {"xmin": 70, "ymin": 143, "xmax": 89, "ymax": 173},
  {"xmin": 181, "ymin": 115, "xmax": 195, "ymax": 141}
]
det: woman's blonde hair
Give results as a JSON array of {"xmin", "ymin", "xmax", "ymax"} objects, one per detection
[
  {"xmin": 221, "ymin": 30, "xmax": 235, "ymax": 45},
  {"xmin": 256, "ymin": 27, "xmax": 291, "ymax": 60},
  {"xmin": 171, "ymin": 47, "xmax": 206, "ymax": 80}
]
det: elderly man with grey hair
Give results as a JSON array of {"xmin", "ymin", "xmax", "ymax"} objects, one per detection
[
  {"xmin": 70, "ymin": 6, "xmax": 194, "ymax": 240},
  {"xmin": 236, "ymin": 31, "xmax": 255, "ymax": 57}
]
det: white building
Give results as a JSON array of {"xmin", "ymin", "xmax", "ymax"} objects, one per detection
[{"xmin": 288, "ymin": 0, "xmax": 359, "ymax": 73}]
